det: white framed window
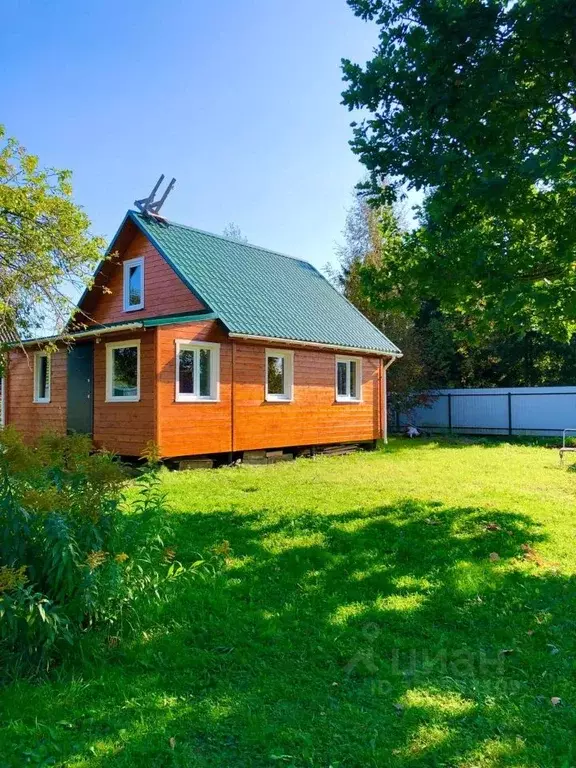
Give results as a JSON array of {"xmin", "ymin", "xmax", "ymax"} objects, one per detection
[
  {"xmin": 335, "ymin": 356, "xmax": 362, "ymax": 402},
  {"xmin": 265, "ymin": 349, "xmax": 294, "ymax": 402},
  {"xmin": 33, "ymin": 352, "xmax": 51, "ymax": 404},
  {"xmin": 106, "ymin": 340, "xmax": 140, "ymax": 402},
  {"xmin": 175, "ymin": 340, "xmax": 220, "ymax": 402},
  {"xmin": 123, "ymin": 256, "xmax": 144, "ymax": 311}
]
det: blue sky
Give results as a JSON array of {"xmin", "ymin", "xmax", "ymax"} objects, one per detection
[{"xmin": 2, "ymin": 0, "xmax": 379, "ymax": 283}]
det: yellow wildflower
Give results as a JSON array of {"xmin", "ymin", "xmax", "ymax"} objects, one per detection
[
  {"xmin": 114, "ymin": 552, "xmax": 129, "ymax": 563},
  {"xmin": 21, "ymin": 487, "xmax": 61, "ymax": 514},
  {"xmin": 86, "ymin": 551, "xmax": 107, "ymax": 570},
  {"xmin": 212, "ymin": 540, "xmax": 231, "ymax": 558},
  {"xmin": 0, "ymin": 565, "xmax": 28, "ymax": 592}
]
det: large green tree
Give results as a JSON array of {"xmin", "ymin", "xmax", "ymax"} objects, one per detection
[
  {"xmin": 0, "ymin": 126, "xmax": 104, "ymax": 346},
  {"xmin": 342, "ymin": 0, "xmax": 576, "ymax": 339},
  {"xmin": 332, "ymin": 189, "xmax": 434, "ymax": 411},
  {"xmin": 336, "ymin": 188, "xmax": 576, "ymax": 392}
]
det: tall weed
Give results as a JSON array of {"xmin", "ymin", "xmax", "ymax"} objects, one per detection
[{"xmin": 0, "ymin": 429, "xmax": 201, "ymax": 673}]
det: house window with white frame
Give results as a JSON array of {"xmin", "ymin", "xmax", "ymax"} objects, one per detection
[
  {"xmin": 175, "ymin": 340, "xmax": 220, "ymax": 402},
  {"xmin": 106, "ymin": 340, "xmax": 140, "ymax": 402},
  {"xmin": 33, "ymin": 352, "xmax": 51, "ymax": 403},
  {"xmin": 335, "ymin": 356, "xmax": 362, "ymax": 402},
  {"xmin": 265, "ymin": 349, "xmax": 294, "ymax": 402},
  {"xmin": 123, "ymin": 257, "xmax": 144, "ymax": 311}
]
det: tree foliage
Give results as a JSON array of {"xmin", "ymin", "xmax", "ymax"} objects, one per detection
[
  {"xmin": 222, "ymin": 222, "xmax": 248, "ymax": 243},
  {"xmin": 413, "ymin": 304, "xmax": 576, "ymax": 389},
  {"xmin": 0, "ymin": 126, "xmax": 104, "ymax": 345},
  {"xmin": 342, "ymin": 0, "xmax": 576, "ymax": 339},
  {"xmin": 337, "ymin": 186, "xmax": 576, "ymax": 394},
  {"xmin": 333, "ymin": 191, "xmax": 432, "ymax": 411}
]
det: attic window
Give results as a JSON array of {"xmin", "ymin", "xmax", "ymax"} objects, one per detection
[{"xmin": 123, "ymin": 257, "xmax": 144, "ymax": 311}]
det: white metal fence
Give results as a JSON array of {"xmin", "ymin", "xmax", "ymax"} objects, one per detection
[{"xmin": 394, "ymin": 386, "xmax": 576, "ymax": 437}]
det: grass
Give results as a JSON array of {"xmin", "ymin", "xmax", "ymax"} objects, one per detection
[{"xmin": 2, "ymin": 437, "xmax": 576, "ymax": 767}]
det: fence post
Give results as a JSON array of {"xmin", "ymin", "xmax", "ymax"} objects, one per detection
[
  {"xmin": 508, "ymin": 392, "xmax": 512, "ymax": 436},
  {"xmin": 447, "ymin": 393, "xmax": 452, "ymax": 434}
]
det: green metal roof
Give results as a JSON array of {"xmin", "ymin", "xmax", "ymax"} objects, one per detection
[
  {"xmin": 129, "ymin": 211, "xmax": 401, "ymax": 356},
  {"xmin": 0, "ymin": 323, "xmax": 18, "ymax": 345}
]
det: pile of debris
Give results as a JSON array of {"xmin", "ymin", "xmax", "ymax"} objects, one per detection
[
  {"xmin": 316, "ymin": 443, "xmax": 361, "ymax": 457},
  {"xmin": 176, "ymin": 442, "xmax": 370, "ymax": 471},
  {"xmin": 243, "ymin": 449, "xmax": 294, "ymax": 465}
]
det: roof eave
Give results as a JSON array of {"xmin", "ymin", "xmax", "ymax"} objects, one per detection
[
  {"xmin": 13, "ymin": 322, "xmax": 145, "ymax": 348},
  {"xmin": 12, "ymin": 311, "xmax": 221, "ymax": 348},
  {"xmin": 227, "ymin": 332, "xmax": 403, "ymax": 357}
]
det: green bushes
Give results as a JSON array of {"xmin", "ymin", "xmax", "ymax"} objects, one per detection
[{"xmin": 0, "ymin": 429, "xmax": 198, "ymax": 671}]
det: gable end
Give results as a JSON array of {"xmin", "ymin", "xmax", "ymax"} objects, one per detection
[{"xmin": 76, "ymin": 215, "xmax": 210, "ymax": 327}]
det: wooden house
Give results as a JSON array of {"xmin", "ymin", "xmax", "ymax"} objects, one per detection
[{"xmin": 3, "ymin": 210, "xmax": 401, "ymax": 460}]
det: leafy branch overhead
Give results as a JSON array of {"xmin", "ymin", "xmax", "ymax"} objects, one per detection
[
  {"xmin": 342, "ymin": 0, "xmax": 576, "ymax": 339},
  {"xmin": 0, "ymin": 126, "xmax": 105, "ymax": 345}
]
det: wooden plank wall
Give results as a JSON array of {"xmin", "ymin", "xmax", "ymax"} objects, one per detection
[
  {"xmin": 155, "ymin": 325, "xmax": 383, "ymax": 457},
  {"xmin": 156, "ymin": 321, "xmax": 232, "ymax": 457},
  {"xmin": 81, "ymin": 231, "xmax": 205, "ymax": 326},
  {"xmin": 92, "ymin": 329, "xmax": 156, "ymax": 456},
  {"xmin": 6, "ymin": 348, "xmax": 67, "ymax": 441},
  {"xmin": 6, "ymin": 328, "xmax": 385, "ymax": 458},
  {"xmin": 231, "ymin": 342, "xmax": 381, "ymax": 452}
]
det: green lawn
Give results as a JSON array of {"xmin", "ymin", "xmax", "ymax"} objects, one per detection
[{"xmin": 2, "ymin": 438, "xmax": 576, "ymax": 767}]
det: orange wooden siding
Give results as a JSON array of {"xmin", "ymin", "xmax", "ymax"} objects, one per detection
[
  {"xmin": 6, "ymin": 348, "xmax": 67, "ymax": 441},
  {"xmin": 231, "ymin": 342, "xmax": 382, "ymax": 452},
  {"xmin": 156, "ymin": 321, "xmax": 232, "ymax": 457},
  {"xmin": 5, "ymin": 328, "xmax": 386, "ymax": 458},
  {"xmin": 81, "ymin": 230, "xmax": 205, "ymax": 326},
  {"xmin": 92, "ymin": 329, "xmax": 156, "ymax": 456},
  {"xmin": 154, "ymin": 325, "xmax": 383, "ymax": 457}
]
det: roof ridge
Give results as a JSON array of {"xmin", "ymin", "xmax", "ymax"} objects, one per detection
[
  {"xmin": 130, "ymin": 210, "xmax": 311, "ymax": 267},
  {"xmin": 128, "ymin": 210, "xmax": 401, "ymax": 356}
]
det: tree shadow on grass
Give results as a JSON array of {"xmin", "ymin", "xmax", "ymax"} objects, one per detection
[{"xmin": 2, "ymin": 499, "xmax": 576, "ymax": 767}]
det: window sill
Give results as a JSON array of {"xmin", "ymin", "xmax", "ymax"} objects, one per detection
[
  {"xmin": 33, "ymin": 399, "xmax": 51, "ymax": 405},
  {"xmin": 335, "ymin": 398, "xmax": 363, "ymax": 404},
  {"xmin": 123, "ymin": 305, "xmax": 144, "ymax": 313},
  {"xmin": 106, "ymin": 397, "xmax": 141, "ymax": 403},
  {"xmin": 175, "ymin": 398, "xmax": 220, "ymax": 403},
  {"xmin": 265, "ymin": 396, "xmax": 294, "ymax": 403}
]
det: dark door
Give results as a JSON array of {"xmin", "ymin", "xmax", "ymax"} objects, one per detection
[{"xmin": 67, "ymin": 342, "xmax": 94, "ymax": 435}]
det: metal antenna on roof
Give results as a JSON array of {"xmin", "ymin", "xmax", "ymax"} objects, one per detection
[{"xmin": 134, "ymin": 175, "xmax": 176, "ymax": 218}]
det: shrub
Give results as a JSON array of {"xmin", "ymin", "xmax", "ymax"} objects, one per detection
[{"xmin": 0, "ymin": 429, "xmax": 198, "ymax": 672}]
